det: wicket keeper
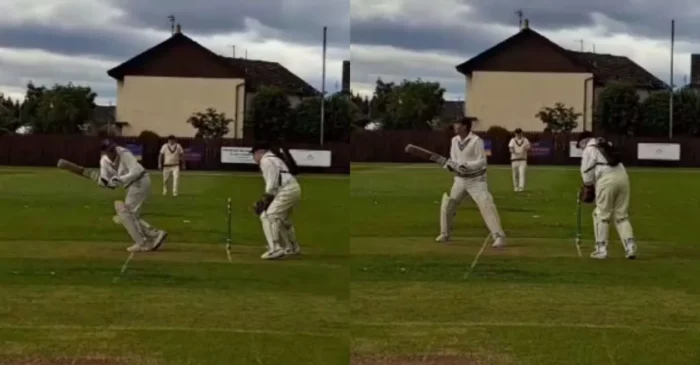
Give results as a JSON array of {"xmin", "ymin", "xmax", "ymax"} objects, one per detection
[
  {"xmin": 578, "ymin": 131, "xmax": 637, "ymax": 259},
  {"xmin": 251, "ymin": 143, "xmax": 302, "ymax": 260}
]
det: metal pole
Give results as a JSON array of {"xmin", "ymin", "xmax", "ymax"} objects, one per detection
[
  {"xmin": 670, "ymin": 19, "xmax": 675, "ymax": 139},
  {"xmin": 320, "ymin": 26, "xmax": 327, "ymax": 145}
]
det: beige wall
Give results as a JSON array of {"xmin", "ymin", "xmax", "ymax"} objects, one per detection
[
  {"xmin": 116, "ymin": 76, "xmax": 245, "ymax": 138},
  {"xmin": 465, "ymin": 71, "xmax": 594, "ymax": 132}
]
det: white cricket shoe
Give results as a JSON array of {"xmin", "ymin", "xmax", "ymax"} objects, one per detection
[
  {"xmin": 284, "ymin": 244, "xmax": 301, "ymax": 256},
  {"xmin": 590, "ymin": 244, "xmax": 607, "ymax": 259},
  {"xmin": 492, "ymin": 236, "xmax": 506, "ymax": 248},
  {"xmin": 625, "ymin": 240, "xmax": 637, "ymax": 260},
  {"xmin": 151, "ymin": 231, "xmax": 168, "ymax": 251},
  {"xmin": 126, "ymin": 243, "xmax": 150, "ymax": 252},
  {"xmin": 435, "ymin": 234, "xmax": 450, "ymax": 243},
  {"xmin": 261, "ymin": 247, "xmax": 285, "ymax": 260}
]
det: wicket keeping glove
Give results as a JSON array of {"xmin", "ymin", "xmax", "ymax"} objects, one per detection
[
  {"xmin": 580, "ymin": 184, "xmax": 595, "ymax": 204},
  {"xmin": 253, "ymin": 194, "xmax": 275, "ymax": 215}
]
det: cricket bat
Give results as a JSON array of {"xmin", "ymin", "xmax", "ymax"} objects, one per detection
[
  {"xmin": 57, "ymin": 159, "xmax": 99, "ymax": 182},
  {"xmin": 405, "ymin": 144, "xmax": 448, "ymax": 166}
]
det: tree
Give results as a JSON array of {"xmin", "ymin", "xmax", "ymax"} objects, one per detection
[
  {"xmin": 187, "ymin": 108, "xmax": 233, "ymax": 139},
  {"xmin": 246, "ymin": 87, "xmax": 292, "ymax": 141},
  {"xmin": 350, "ymin": 93, "xmax": 370, "ymax": 128},
  {"xmin": 535, "ymin": 102, "xmax": 580, "ymax": 133},
  {"xmin": 595, "ymin": 83, "xmax": 639, "ymax": 135},
  {"xmin": 24, "ymin": 82, "xmax": 97, "ymax": 134},
  {"xmin": 0, "ymin": 94, "xmax": 21, "ymax": 135},
  {"xmin": 291, "ymin": 94, "xmax": 356, "ymax": 142},
  {"xmin": 380, "ymin": 79, "xmax": 445, "ymax": 130},
  {"xmin": 370, "ymin": 79, "xmax": 394, "ymax": 119},
  {"xmin": 637, "ymin": 91, "xmax": 669, "ymax": 137},
  {"xmin": 671, "ymin": 88, "xmax": 700, "ymax": 136}
]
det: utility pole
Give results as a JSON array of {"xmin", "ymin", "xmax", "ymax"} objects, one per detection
[
  {"xmin": 515, "ymin": 10, "xmax": 523, "ymax": 28},
  {"xmin": 231, "ymin": 45, "xmax": 235, "ymax": 58},
  {"xmin": 168, "ymin": 15, "xmax": 175, "ymax": 34}
]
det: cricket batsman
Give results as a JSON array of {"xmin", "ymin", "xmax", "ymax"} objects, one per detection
[
  {"xmin": 251, "ymin": 143, "xmax": 301, "ymax": 260},
  {"xmin": 578, "ymin": 131, "xmax": 636, "ymax": 259},
  {"xmin": 436, "ymin": 117, "xmax": 506, "ymax": 248},
  {"xmin": 159, "ymin": 135, "xmax": 185, "ymax": 196},
  {"xmin": 99, "ymin": 139, "xmax": 167, "ymax": 252},
  {"xmin": 508, "ymin": 128, "xmax": 530, "ymax": 192}
]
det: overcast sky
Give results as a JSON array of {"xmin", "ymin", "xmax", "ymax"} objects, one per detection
[
  {"xmin": 0, "ymin": 0, "xmax": 349, "ymax": 105},
  {"xmin": 351, "ymin": 0, "xmax": 698, "ymax": 100}
]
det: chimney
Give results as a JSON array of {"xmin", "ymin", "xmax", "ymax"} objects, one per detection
[
  {"xmin": 691, "ymin": 54, "xmax": 700, "ymax": 86},
  {"xmin": 341, "ymin": 60, "xmax": 350, "ymax": 94},
  {"xmin": 175, "ymin": 23, "xmax": 181, "ymax": 33},
  {"xmin": 522, "ymin": 18, "xmax": 529, "ymax": 29}
]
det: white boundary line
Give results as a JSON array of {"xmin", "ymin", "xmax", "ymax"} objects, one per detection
[
  {"xmin": 354, "ymin": 321, "xmax": 700, "ymax": 333},
  {"xmin": 0, "ymin": 324, "xmax": 339, "ymax": 338}
]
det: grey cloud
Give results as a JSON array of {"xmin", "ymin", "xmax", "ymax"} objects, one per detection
[
  {"xmin": 350, "ymin": 20, "xmax": 501, "ymax": 56},
  {"xmin": 0, "ymin": 24, "xmax": 158, "ymax": 60},
  {"xmin": 464, "ymin": 0, "xmax": 700, "ymax": 43},
  {"xmin": 108, "ymin": 0, "xmax": 349, "ymax": 48}
]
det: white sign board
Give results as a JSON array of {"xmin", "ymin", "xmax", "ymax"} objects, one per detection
[
  {"xmin": 637, "ymin": 143, "xmax": 680, "ymax": 161},
  {"xmin": 221, "ymin": 147, "xmax": 254, "ymax": 164},
  {"xmin": 288, "ymin": 149, "xmax": 332, "ymax": 167},
  {"xmin": 221, "ymin": 147, "xmax": 332, "ymax": 167},
  {"xmin": 569, "ymin": 141, "xmax": 583, "ymax": 158}
]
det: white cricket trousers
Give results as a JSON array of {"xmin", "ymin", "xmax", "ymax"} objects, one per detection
[
  {"xmin": 260, "ymin": 181, "xmax": 302, "ymax": 251},
  {"xmin": 445, "ymin": 174, "xmax": 505, "ymax": 237},
  {"xmin": 163, "ymin": 165, "xmax": 180, "ymax": 195},
  {"xmin": 593, "ymin": 167, "xmax": 634, "ymax": 246},
  {"xmin": 120, "ymin": 175, "xmax": 160, "ymax": 243},
  {"xmin": 511, "ymin": 160, "xmax": 527, "ymax": 191}
]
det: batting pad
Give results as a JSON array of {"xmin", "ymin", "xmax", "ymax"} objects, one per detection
[
  {"xmin": 471, "ymin": 191, "xmax": 505, "ymax": 237},
  {"xmin": 260, "ymin": 213, "xmax": 280, "ymax": 251},
  {"xmin": 114, "ymin": 200, "xmax": 146, "ymax": 245},
  {"xmin": 439, "ymin": 193, "xmax": 458, "ymax": 235}
]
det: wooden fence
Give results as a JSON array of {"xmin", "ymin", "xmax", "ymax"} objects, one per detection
[
  {"xmin": 351, "ymin": 130, "xmax": 700, "ymax": 167},
  {"xmin": 0, "ymin": 135, "xmax": 350, "ymax": 174}
]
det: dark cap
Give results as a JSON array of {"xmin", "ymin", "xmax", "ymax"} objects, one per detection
[
  {"xmin": 99, "ymin": 138, "xmax": 116, "ymax": 152},
  {"xmin": 167, "ymin": 135, "xmax": 176, "ymax": 140},
  {"xmin": 514, "ymin": 128, "xmax": 523, "ymax": 133},
  {"xmin": 250, "ymin": 142, "xmax": 271, "ymax": 154},
  {"xmin": 577, "ymin": 131, "xmax": 593, "ymax": 143}
]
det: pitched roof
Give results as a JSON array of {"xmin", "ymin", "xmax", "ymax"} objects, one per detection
[
  {"xmin": 107, "ymin": 33, "xmax": 242, "ymax": 80},
  {"xmin": 567, "ymin": 51, "xmax": 667, "ymax": 89},
  {"xmin": 455, "ymin": 28, "xmax": 589, "ymax": 75},
  {"xmin": 456, "ymin": 27, "xmax": 667, "ymax": 90},
  {"xmin": 221, "ymin": 57, "xmax": 318, "ymax": 96},
  {"xmin": 107, "ymin": 32, "xmax": 318, "ymax": 96}
]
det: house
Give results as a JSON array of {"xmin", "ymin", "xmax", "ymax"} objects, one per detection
[
  {"xmin": 455, "ymin": 19, "xmax": 667, "ymax": 132},
  {"xmin": 107, "ymin": 24, "xmax": 318, "ymax": 138}
]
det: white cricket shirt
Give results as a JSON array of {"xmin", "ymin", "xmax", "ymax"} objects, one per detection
[
  {"xmin": 160, "ymin": 143, "xmax": 184, "ymax": 166},
  {"xmin": 508, "ymin": 137, "xmax": 530, "ymax": 161}
]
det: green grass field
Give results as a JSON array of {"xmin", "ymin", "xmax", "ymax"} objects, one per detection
[
  {"xmin": 350, "ymin": 164, "xmax": 700, "ymax": 365},
  {"xmin": 0, "ymin": 168, "xmax": 348, "ymax": 365}
]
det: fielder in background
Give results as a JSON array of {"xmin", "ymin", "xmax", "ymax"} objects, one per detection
[
  {"xmin": 159, "ymin": 135, "xmax": 185, "ymax": 196},
  {"xmin": 437, "ymin": 117, "xmax": 506, "ymax": 248},
  {"xmin": 508, "ymin": 128, "xmax": 530, "ymax": 192},
  {"xmin": 251, "ymin": 143, "xmax": 302, "ymax": 260},
  {"xmin": 578, "ymin": 131, "xmax": 636, "ymax": 259},
  {"xmin": 100, "ymin": 139, "xmax": 168, "ymax": 252}
]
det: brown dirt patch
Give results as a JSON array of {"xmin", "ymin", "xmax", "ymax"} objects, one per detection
[
  {"xmin": 0, "ymin": 356, "xmax": 126, "ymax": 365},
  {"xmin": 350, "ymin": 354, "xmax": 484, "ymax": 365}
]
